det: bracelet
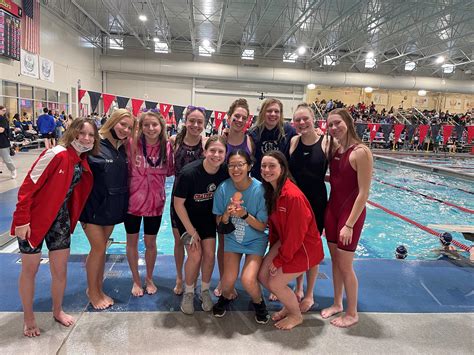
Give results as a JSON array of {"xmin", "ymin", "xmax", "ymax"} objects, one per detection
[
  {"xmin": 241, "ymin": 211, "xmax": 249, "ymax": 220},
  {"xmin": 344, "ymin": 224, "xmax": 353, "ymax": 229}
]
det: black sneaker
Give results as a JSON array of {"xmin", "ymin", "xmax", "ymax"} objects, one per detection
[
  {"xmin": 212, "ymin": 296, "xmax": 231, "ymax": 318},
  {"xmin": 253, "ymin": 299, "xmax": 270, "ymax": 324}
]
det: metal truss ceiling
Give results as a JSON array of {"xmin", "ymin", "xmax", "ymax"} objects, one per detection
[{"xmin": 42, "ymin": 0, "xmax": 474, "ymax": 77}]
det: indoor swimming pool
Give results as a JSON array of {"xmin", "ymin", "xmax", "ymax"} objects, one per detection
[{"xmin": 67, "ymin": 160, "xmax": 473, "ymax": 260}]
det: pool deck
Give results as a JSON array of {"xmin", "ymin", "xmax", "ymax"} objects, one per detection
[{"xmin": 0, "ymin": 149, "xmax": 473, "ymax": 354}]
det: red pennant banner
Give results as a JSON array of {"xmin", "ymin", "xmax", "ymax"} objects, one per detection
[
  {"xmin": 368, "ymin": 123, "xmax": 381, "ymax": 142},
  {"xmin": 244, "ymin": 115, "xmax": 253, "ymax": 132},
  {"xmin": 159, "ymin": 103, "xmax": 172, "ymax": 119},
  {"xmin": 102, "ymin": 94, "xmax": 116, "ymax": 113},
  {"xmin": 442, "ymin": 125, "xmax": 454, "ymax": 144},
  {"xmin": 394, "ymin": 124, "xmax": 405, "ymax": 142},
  {"xmin": 214, "ymin": 111, "xmax": 226, "ymax": 130},
  {"xmin": 418, "ymin": 125, "xmax": 429, "ymax": 144},
  {"xmin": 78, "ymin": 89, "xmax": 87, "ymax": 102},
  {"xmin": 318, "ymin": 120, "xmax": 327, "ymax": 134},
  {"xmin": 468, "ymin": 126, "xmax": 474, "ymax": 144},
  {"xmin": 131, "ymin": 99, "xmax": 144, "ymax": 117}
]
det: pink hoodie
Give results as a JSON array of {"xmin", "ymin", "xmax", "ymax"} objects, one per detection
[{"xmin": 127, "ymin": 139, "xmax": 174, "ymax": 216}]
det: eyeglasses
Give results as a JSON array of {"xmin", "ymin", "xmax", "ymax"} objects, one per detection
[
  {"xmin": 187, "ymin": 105, "xmax": 206, "ymax": 113},
  {"xmin": 228, "ymin": 162, "xmax": 247, "ymax": 170},
  {"xmin": 141, "ymin": 108, "xmax": 160, "ymax": 113}
]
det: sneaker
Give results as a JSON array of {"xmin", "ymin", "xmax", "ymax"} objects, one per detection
[
  {"xmin": 200, "ymin": 289, "xmax": 213, "ymax": 312},
  {"xmin": 253, "ymin": 299, "xmax": 270, "ymax": 324},
  {"xmin": 11, "ymin": 169, "xmax": 17, "ymax": 179},
  {"xmin": 212, "ymin": 296, "xmax": 231, "ymax": 318},
  {"xmin": 180, "ymin": 292, "xmax": 194, "ymax": 315}
]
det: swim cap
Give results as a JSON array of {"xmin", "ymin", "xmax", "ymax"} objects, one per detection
[
  {"xmin": 440, "ymin": 232, "xmax": 453, "ymax": 246},
  {"xmin": 395, "ymin": 245, "xmax": 408, "ymax": 259}
]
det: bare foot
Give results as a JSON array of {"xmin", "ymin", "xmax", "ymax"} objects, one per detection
[
  {"xmin": 53, "ymin": 310, "xmax": 75, "ymax": 327},
  {"xmin": 23, "ymin": 318, "xmax": 40, "ymax": 337},
  {"xmin": 145, "ymin": 279, "xmax": 157, "ymax": 295},
  {"xmin": 294, "ymin": 288, "xmax": 304, "ymax": 303},
  {"xmin": 271, "ymin": 307, "xmax": 288, "ymax": 321},
  {"xmin": 131, "ymin": 282, "xmax": 144, "ymax": 297},
  {"xmin": 331, "ymin": 314, "xmax": 359, "ymax": 328},
  {"xmin": 174, "ymin": 279, "xmax": 183, "ymax": 295},
  {"xmin": 101, "ymin": 292, "xmax": 114, "ymax": 307},
  {"xmin": 299, "ymin": 297, "xmax": 314, "ymax": 313},
  {"xmin": 86, "ymin": 289, "xmax": 111, "ymax": 310},
  {"xmin": 268, "ymin": 293, "xmax": 278, "ymax": 302},
  {"xmin": 213, "ymin": 282, "xmax": 222, "ymax": 297},
  {"xmin": 274, "ymin": 314, "xmax": 303, "ymax": 330},
  {"xmin": 321, "ymin": 304, "xmax": 343, "ymax": 319}
]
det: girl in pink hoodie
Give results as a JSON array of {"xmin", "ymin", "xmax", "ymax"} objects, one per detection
[{"xmin": 126, "ymin": 110, "xmax": 174, "ymax": 296}]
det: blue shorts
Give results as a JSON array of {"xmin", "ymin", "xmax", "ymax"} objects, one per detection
[{"xmin": 224, "ymin": 235, "xmax": 268, "ymax": 256}]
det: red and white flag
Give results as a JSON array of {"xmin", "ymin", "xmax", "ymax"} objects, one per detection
[{"xmin": 22, "ymin": 0, "xmax": 40, "ymax": 54}]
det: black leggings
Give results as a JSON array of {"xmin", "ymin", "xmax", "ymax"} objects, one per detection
[{"xmin": 124, "ymin": 214, "xmax": 163, "ymax": 235}]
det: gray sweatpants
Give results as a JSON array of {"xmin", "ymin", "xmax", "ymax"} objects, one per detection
[{"xmin": 0, "ymin": 147, "xmax": 16, "ymax": 172}]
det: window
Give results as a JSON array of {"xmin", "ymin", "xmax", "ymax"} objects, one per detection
[
  {"xmin": 199, "ymin": 45, "xmax": 214, "ymax": 57},
  {"xmin": 154, "ymin": 42, "xmax": 169, "ymax": 53},
  {"xmin": 47, "ymin": 89, "xmax": 58, "ymax": 102},
  {"xmin": 35, "ymin": 87, "xmax": 46, "ymax": 100},
  {"xmin": 323, "ymin": 55, "xmax": 337, "ymax": 66},
  {"xmin": 365, "ymin": 58, "xmax": 377, "ymax": 68},
  {"xmin": 283, "ymin": 52, "xmax": 298, "ymax": 63},
  {"xmin": 405, "ymin": 61, "xmax": 416, "ymax": 71},
  {"xmin": 2, "ymin": 81, "xmax": 18, "ymax": 97},
  {"xmin": 20, "ymin": 85, "xmax": 33, "ymax": 99},
  {"xmin": 109, "ymin": 37, "xmax": 124, "ymax": 50},
  {"xmin": 60, "ymin": 92, "xmax": 69, "ymax": 104},
  {"xmin": 442, "ymin": 64, "xmax": 454, "ymax": 74}
]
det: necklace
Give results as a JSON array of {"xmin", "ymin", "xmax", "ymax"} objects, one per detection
[{"xmin": 142, "ymin": 135, "xmax": 161, "ymax": 167}]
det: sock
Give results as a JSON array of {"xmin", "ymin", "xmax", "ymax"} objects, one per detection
[
  {"xmin": 201, "ymin": 281, "xmax": 210, "ymax": 292},
  {"xmin": 185, "ymin": 284, "xmax": 194, "ymax": 294}
]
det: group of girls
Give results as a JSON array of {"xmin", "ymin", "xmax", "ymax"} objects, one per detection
[{"xmin": 11, "ymin": 96, "xmax": 372, "ymax": 337}]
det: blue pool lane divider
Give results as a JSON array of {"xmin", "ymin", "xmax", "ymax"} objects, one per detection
[{"xmin": 367, "ymin": 200, "xmax": 471, "ymax": 252}]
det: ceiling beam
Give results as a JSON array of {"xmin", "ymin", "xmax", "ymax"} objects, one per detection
[
  {"xmin": 216, "ymin": 0, "xmax": 230, "ymax": 52},
  {"xmin": 188, "ymin": 0, "xmax": 197, "ymax": 52}
]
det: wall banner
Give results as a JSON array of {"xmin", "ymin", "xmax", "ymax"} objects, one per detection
[
  {"xmin": 20, "ymin": 49, "xmax": 39, "ymax": 78},
  {"xmin": 39, "ymin": 56, "xmax": 54, "ymax": 82}
]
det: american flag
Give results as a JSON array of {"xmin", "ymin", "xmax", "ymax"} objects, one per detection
[{"xmin": 21, "ymin": 0, "xmax": 40, "ymax": 54}]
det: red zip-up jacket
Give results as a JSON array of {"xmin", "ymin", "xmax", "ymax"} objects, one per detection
[
  {"xmin": 10, "ymin": 145, "xmax": 93, "ymax": 248},
  {"xmin": 268, "ymin": 179, "xmax": 324, "ymax": 273}
]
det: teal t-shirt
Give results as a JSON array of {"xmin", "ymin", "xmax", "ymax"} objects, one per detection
[{"xmin": 213, "ymin": 178, "xmax": 268, "ymax": 247}]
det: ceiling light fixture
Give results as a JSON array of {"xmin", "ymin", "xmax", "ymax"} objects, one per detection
[
  {"xmin": 297, "ymin": 46, "xmax": 306, "ymax": 55},
  {"xmin": 435, "ymin": 56, "xmax": 445, "ymax": 64},
  {"xmin": 418, "ymin": 90, "xmax": 427, "ymax": 96},
  {"xmin": 364, "ymin": 87, "xmax": 373, "ymax": 93},
  {"xmin": 366, "ymin": 51, "xmax": 374, "ymax": 59},
  {"xmin": 307, "ymin": 83, "xmax": 316, "ymax": 90},
  {"xmin": 139, "ymin": 14, "xmax": 147, "ymax": 22},
  {"xmin": 202, "ymin": 39, "xmax": 211, "ymax": 48}
]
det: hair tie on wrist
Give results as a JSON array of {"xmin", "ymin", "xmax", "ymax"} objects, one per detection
[{"xmin": 345, "ymin": 224, "xmax": 353, "ymax": 229}]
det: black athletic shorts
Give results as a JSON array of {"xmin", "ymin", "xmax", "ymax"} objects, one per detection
[
  {"xmin": 124, "ymin": 214, "xmax": 162, "ymax": 235},
  {"xmin": 175, "ymin": 216, "xmax": 217, "ymax": 241},
  {"xmin": 17, "ymin": 232, "xmax": 71, "ymax": 254}
]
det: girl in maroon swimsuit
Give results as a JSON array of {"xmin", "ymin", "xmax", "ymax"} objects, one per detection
[{"xmin": 322, "ymin": 108, "xmax": 373, "ymax": 328}]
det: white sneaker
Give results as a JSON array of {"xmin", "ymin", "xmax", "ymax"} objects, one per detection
[{"xmin": 11, "ymin": 170, "xmax": 17, "ymax": 179}]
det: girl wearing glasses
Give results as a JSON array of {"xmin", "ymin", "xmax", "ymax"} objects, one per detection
[
  {"xmin": 125, "ymin": 110, "xmax": 174, "ymax": 297},
  {"xmin": 169, "ymin": 106, "xmax": 208, "ymax": 295},
  {"xmin": 80, "ymin": 109, "xmax": 136, "ymax": 310},
  {"xmin": 173, "ymin": 135, "xmax": 228, "ymax": 315},
  {"xmin": 288, "ymin": 103, "xmax": 329, "ymax": 312},
  {"xmin": 211, "ymin": 150, "xmax": 269, "ymax": 323},
  {"xmin": 258, "ymin": 150, "xmax": 324, "ymax": 330},
  {"xmin": 248, "ymin": 98, "xmax": 296, "ymax": 181},
  {"xmin": 12, "ymin": 118, "xmax": 99, "ymax": 337}
]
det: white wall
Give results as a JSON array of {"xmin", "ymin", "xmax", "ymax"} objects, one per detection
[{"xmin": 0, "ymin": 8, "xmax": 102, "ymax": 114}]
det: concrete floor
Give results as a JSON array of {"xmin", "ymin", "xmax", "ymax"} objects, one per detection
[{"xmin": 0, "ymin": 312, "xmax": 472, "ymax": 354}]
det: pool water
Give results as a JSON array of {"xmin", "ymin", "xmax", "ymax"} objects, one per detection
[
  {"xmin": 389, "ymin": 155, "xmax": 474, "ymax": 175},
  {"xmin": 68, "ymin": 161, "xmax": 473, "ymax": 260}
]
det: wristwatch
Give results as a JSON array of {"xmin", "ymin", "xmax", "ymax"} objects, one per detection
[{"xmin": 241, "ymin": 211, "xmax": 249, "ymax": 220}]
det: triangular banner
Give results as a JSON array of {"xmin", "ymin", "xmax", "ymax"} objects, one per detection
[
  {"xmin": 214, "ymin": 111, "xmax": 226, "ymax": 130},
  {"xmin": 204, "ymin": 109, "xmax": 213, "ymax": 127},
  {"xmin": 318, "ymin": 120, "xmax": 327, "ymax": 134},
  {"xmin": 88, "ymin": 91, "xmax": 101, "ymax": 113},
  {"xmin": 355, "ymin": 123, "xmax": 366, "ymax": 139},
  {"xmin": 78, "ymin": 89, "xmax": 87, "ymax": 102},
  {"xmin": 145, "ymin": 101, "xmax": 158, "ymax": 110},
  {"xmin": 442, "ymin": 125, "xmax": 454, "ymax": 144},
  {"xmin": 418, "ymin": 125, "xmax": 429, "ymax": 144},
  {"xmin": 131, "ymin": 99, "xmax": 144, "ymax": 117},
  {"xmin": 116, "ymin": 96, "xmax": 130, "ymax": 109},
  {"xmin": 368, "ymin": 123, "xmax": 381, "ymax": 142},
  {"xmin": 467, "ymin": 126, "xmax": 474, "ymax": 144},
  {"xmin": 102, "ymin": 93, "xmax": 116, "ymax": 113},
  {"xmin": 394, "ymin": 124, "xmax": 405, "ymax": 143},
  {"xmin": 244, "ymin": 115, "xmax": 253, "ymax": 132},
  {"xmin": 173, "ymin": 105, "xmax": 186, "ymax": 123},
  {"xmin": 159, "ymin": 103, "xmax": 172, "ymax": 119}
]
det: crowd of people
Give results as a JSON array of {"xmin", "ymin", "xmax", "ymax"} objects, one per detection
[{"xmin": 8, "ymin": 99, "xmax": 372, "ymax": 336}]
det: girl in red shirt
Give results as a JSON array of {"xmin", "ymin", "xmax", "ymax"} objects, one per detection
[{"xmin": 258, "ymin": 151, "xmax": 324, "ymax": 330}]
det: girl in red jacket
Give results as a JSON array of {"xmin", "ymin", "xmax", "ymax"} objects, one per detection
[
  {"xmin": 258, "ymin": 150, "xmax": 324, "ymax": 330},
  {"xmin": 11, "ymin": 117, "xmax": 99, "ymax": 337}
]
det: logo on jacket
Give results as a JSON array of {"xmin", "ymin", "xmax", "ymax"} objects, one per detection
[
  {"xmin": 278, "ymin": 206, "xmax": 286, "ymax": 212},
  {"xmin": 59, "ymin": 169, "xmax": 65, "ymax": 174}
]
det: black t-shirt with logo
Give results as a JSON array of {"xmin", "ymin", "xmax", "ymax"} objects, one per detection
[{"xmin": 173, "ymin": 158, "xmax": 228, "ymax": 226}]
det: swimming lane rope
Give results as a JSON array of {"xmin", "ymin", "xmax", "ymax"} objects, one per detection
[
  {"xmin": 375, "ymin": 166, "xmax": 474, "ymax": 195},
  {"xmin": 373, "ymin": 177, "xmax": 474, "ymax": 214},
  {"xmin": 367, "ymin": 200, "xmax": 471, "ymax": 252}
]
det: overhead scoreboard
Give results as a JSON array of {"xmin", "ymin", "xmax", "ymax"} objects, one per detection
[{"xmin": 0, "ymin": 0, "xmax": 22, "ymax": 61}]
